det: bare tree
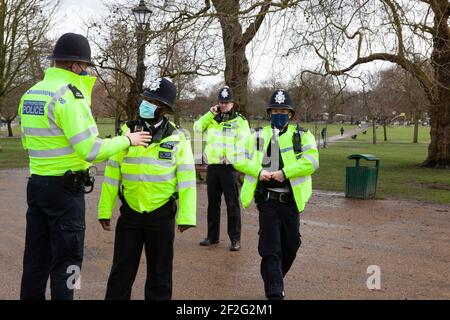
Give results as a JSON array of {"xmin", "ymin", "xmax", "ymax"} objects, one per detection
[
  {"xmin": 89, "ymin": 0, "xmax": 221, "ymax": 128},
  {"xmin": 0, "ymin": 0, "xmax": 57, "ymax": 101},
  {"xmin": 287, "ymin": 0, "xmax": 450, "ymax": 168},
  {"xmin": 0, "ymin": 0, "xmax": 53, "ymax": 137}
]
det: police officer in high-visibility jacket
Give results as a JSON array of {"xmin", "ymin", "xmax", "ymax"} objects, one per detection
[
  {"xmin": 18, "ymin": 33, "xmax": 151, "ymax": 300},
  {"xmin": 234, "ymin": 89, "xmax": 319, "ymax": 300},
  {"xmin": 98, "ymin": 78, "xmax": 196, "ymax": 300},
  {"xmin": 194, "ymin": 86, "xmax": 250, "ymax": 251}
]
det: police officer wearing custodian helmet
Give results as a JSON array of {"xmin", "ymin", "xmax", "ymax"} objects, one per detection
[
  {"xmin": 194, "ymin": 86, "xmax": 250, "ymax": 251},
  {"xmin": 98, "ymin": 78, "xmax": 196, "ymax": 300},
  {"xmin": 234, "ymin": 89, "xmax": 319, "ymax": 300},
  {"xmin": 18, "ymin": 33, "xmax": 151, "ymax": 300}
]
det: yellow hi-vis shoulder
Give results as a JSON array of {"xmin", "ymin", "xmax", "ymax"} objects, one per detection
[
  {"xmin": 98, "ymin": 123, "xmax": 196, "ymax": 227},
  {"xmin": 18, "ymin": 68, "xmax": 130, "ymax": 176},
  {"xmin": 235, "ymin": 125, "xmax": 319, "ymax": 212}
]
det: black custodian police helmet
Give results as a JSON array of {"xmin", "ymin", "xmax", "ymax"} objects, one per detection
[
  {"xmin": 48, "ymin": 33, "xmax": 94, "ymax": 66},
  {"xmin": 267, "ymin": 89, "xmax": 295, "ymax": 116},
  {"xmin": 218, "ymin": 86, "xmax": 233, "ymax": 103},
  {"xmin": 141, "ymin": 77, "xmax": 177, "ymax": 111}
]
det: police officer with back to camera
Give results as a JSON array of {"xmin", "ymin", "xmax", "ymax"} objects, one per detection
[
  {"xmin": 18, "ymin": 33, "xmax": 151, "ymax": 300},
  {"xmin": 194, "ymin": 86, "xmax": 250, "ymax": 251},
  {"xmin": 234, "ymin": 89, "xmax": 319, "ymax": 300},
  {"xmin": 98, "ymin": 78, "xmax": 196, "ymax": 300}
]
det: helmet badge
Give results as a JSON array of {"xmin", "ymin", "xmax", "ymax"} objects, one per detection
[
  {"xmin": 274, "ymin": 90, "xmax": 286, "ymax": 104},
  {"xmin": 149, "ymin": 78, "xmax": 162, "ymax": 91},
  {"xmin": 221, "ymin": 88, "xmax": 229, "ymax": 99}
]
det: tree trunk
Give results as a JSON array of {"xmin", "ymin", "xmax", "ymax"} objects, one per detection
[
  {"xmin": 413, "ymin": 116, "xmax": 419, "ymax": 143},
  {"xmin": 423, "ymin": 99, "xmax": 450, "ymax": 168},
  {"xmin": 383, "ymin": 119, "xmax": 387, "ymax": 141},
  {"xmin": 213, "ymin": 0, "xmax": 250, "ymax": 116},
  {"xmin": 7, "ymin": 120, "xmax": 13, "ymax": 137},
  {"xmin": 372, "ymin": 119, "xmax": 377, "ymax": 145},
  {"xmin": 422, "ymin": 1, "xmax": 450, "ymax": 168}
]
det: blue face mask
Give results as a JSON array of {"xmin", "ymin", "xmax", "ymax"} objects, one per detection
[
  {"xmin": 139, "ymin": 100, "xmax": 158, "ymax": 119},
  {"xmin": 271, "ymin": 113, "xmax": 290, "ymax": 129}
]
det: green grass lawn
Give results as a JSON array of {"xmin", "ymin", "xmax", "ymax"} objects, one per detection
[
  {"xmin": 2, "ymin": 120, "xmax": 448, "ymax": 204},
  {"xmin": 0, "ymin": 137, "xmax": 29, "ymax": 169}
]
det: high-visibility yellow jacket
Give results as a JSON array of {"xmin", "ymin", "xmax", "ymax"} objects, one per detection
[
  {"xmin": 234, "ymin": 125, "xmax": 319, "ymax": 212},
  {"xmin": 98, "ymin": 121, "xmax": 196, "ymax": 226},
  {"xmin": 193, "ymin": 111, "xmax": 250, "ymax": 165},
  {"xmin": 18, "ymin": 67, "xmax": 130, "ymax": 176}
]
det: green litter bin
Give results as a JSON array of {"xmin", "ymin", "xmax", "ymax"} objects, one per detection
[{"xmin": 345, "ymin": 154, "xmax": 380, "ymax": 199}]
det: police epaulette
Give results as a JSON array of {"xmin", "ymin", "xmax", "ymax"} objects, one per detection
[
  {"xmin": 237, "ymin": 112, "xmax": 247, "ymax": 120},
  {"xmin": 68, "ymin": 84, "xmax": 84, "ymax": 99}
]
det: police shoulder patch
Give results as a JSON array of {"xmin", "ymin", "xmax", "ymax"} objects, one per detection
[
  {"xmin": 159, "ymin": 151, "xmax": 173, "ymax": 160},
  {"xmin": 68, "ymin": 84, "xmax": 84, "ymax": 99},
  {"xmin": 22, "ymin": 100, "xmax": 46, "ymax": 116},
  {"xmin": 160, "ymin": 141, "xmax": 175, "ymax": 150}
]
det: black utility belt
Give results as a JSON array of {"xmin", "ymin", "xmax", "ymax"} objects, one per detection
[{"xmin": 262, "ymin": 190, "xmax": 294, "ymax": 203}]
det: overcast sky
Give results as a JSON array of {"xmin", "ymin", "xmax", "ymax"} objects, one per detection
[
  {"xmin": 52, "ymin": 0, "xmax": 303, "ymax": 90},
  {"xmin": 53, "ymin": 0, "xmax": 386, "ymax": 91}
]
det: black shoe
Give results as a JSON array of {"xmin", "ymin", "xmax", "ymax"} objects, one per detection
[
  {"xmin": 199, "ymin": 238, "xmax": 219, "ymax": 246},
  {"xmin": 230, "ymin": 240, "xmax": 241, "ymax": 251}
]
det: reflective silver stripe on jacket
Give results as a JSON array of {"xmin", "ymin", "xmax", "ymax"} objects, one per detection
[
  {"xmin": 28, "ymin": 146, "xmax": 74, "ymax": 157},
  {"xmin": 245, "ymin": 174, "xmax": 256, "ymax": 184},
  {"xmin": 178, "ymin": 180, "xmax": 196, "ymax": 189},
  {"xmin": 103, "ymin": 176, "xmax": 120, "ymax": 187},
  {"xmin": 47, "ymin": 86, "xmax": 71, "ymax": 129},
  {"xmin": 123, "ymin": 157, "xmax": 174, "ymax": 167},
  {"xmin": 23, "ymin": 127, "xmax": 64, "ymax": 137},
  {"xmin": 69, "ymin": 126, "xmax": 98, "ymax": 146},
  {"xmin": 107, "ymin": 159, "xmax": 120, "ymax": 168},
  {"xmin": 86, "ymin": 138, "xmax": 103, "ymax": 162},
  {"xmin": 122, "ymin": 172, "xmax": 176, "ymax": 182},
  {"xmin": 302, "ymin": 154, "xmax": 319, "ymax": 170},
  {"xmin": 26, "ymin": 90, "xmax": 67, "ymax": 104},
  {"xmin": 177, "ymin": 164, "xmax": 195, "ymax": 172},
  {"xmin": 301, "ymin": 144, "xmax": 317, "ymax": 152},
  {"xmin": 290, "ymin": 175, "xmax": 311, "ymax": 187}
]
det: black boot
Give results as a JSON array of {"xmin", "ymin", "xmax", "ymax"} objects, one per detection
[{"xmin": 199, "ymin": 238, "xmax": 220, "ymax": 246}]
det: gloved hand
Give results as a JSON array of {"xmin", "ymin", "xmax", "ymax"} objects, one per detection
[{"xmin": 99, "ymin": 219, "xmax": 112, "ymax": 231}]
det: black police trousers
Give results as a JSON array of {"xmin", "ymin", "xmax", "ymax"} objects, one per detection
[
  {"xmin": 105, "ymin": 199, "xmax": 176, "ymax": 300},
  {"xmin": 256, "ymin": 199, "xmax": 301, "ymax": 300},
  {"xmin": 20, "ymin": 175, "xmax": 85, "ymax": 300},
  {"xmin": 206, "ymin": 164, "xmax": 241, "ymax": 242}
]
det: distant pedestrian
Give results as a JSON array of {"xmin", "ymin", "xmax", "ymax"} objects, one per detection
[
  {"xmin": 321, "ymin": 127, "xmax": 327, "ymax": 140},
  {"xmin": 340, "ymin": 127, "xmax": 344, "ymax": 136}
]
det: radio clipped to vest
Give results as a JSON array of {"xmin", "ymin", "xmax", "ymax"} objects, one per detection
[{"xmin": 293, "ymin": 123, "xmax": 304, "ymax": 153}]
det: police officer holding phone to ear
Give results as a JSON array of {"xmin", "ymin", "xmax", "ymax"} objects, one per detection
[
  {"xmin": 98, "ymin": 78, "xmax": 196, "ymax": 300},
  {"xmin": 18, "ymin": 33, "xmax": 151, "ymax": 300},
  {"xmin": 194, "ymin": 86, "xmax": 250, "ymax": 251}
]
